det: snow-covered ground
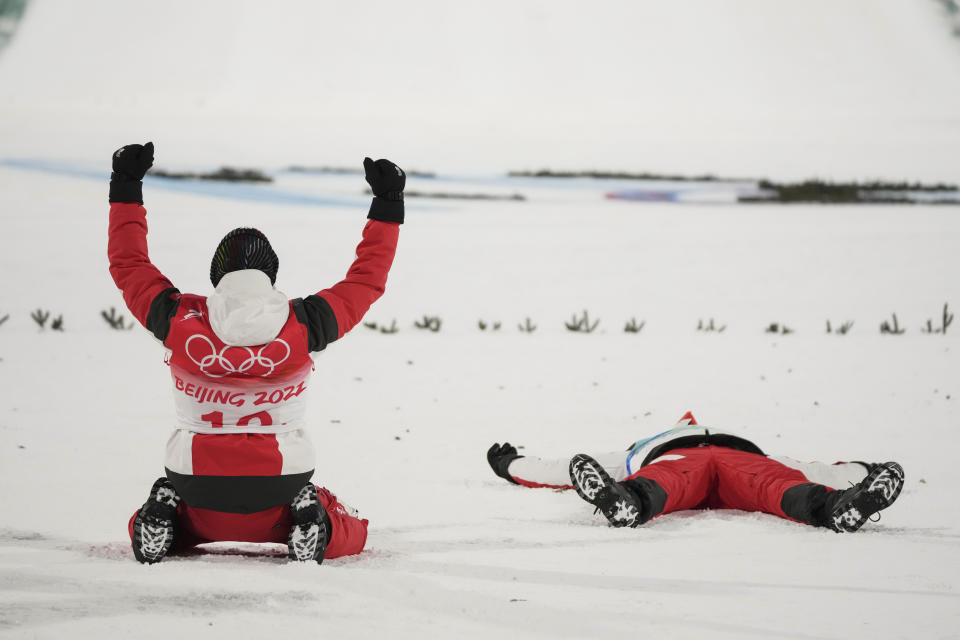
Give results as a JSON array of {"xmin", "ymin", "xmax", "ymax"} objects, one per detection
[
  {"xmin": 2, "ymin": 1, "xmax": 960, "ymax": 637},
  {"xmin": 1, "ymin": 163, "xmax": 958, "ymax": 638}
]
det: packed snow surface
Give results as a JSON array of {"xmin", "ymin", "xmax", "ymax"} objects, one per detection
[
  {"xmin": 2, "ymin": 1, "xmax": 960, "ymax": 637},
  {"xmin": 1, "ymin": 164, "xmax": 958, "ymax": 638}
]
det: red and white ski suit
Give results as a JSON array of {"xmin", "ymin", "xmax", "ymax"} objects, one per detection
[
  {"xmin": 110, "ymin": 201, "xmax": 398, "ymax": 556},
  {"xmin": 502, "ymin": 413, "xmax": 870, "ymax": 527}
]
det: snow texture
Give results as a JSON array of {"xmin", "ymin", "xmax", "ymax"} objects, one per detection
[
  {"xmin": 2, "ymin": 161, "xmax": 958, "ymax": 638},
  {"xmin": 1, "ymin": 2, "xmax": 959, "ymax": 638}
]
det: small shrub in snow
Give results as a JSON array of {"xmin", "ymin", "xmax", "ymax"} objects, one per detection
[
  {"xmin": 379, "ymin": 320, "xmax": 399, "ymax": 334},
  {"xmin": 518, "ymin": 317, "xmax": 537, "ymax": 333},
  {"xmin": 0, "ymin": 313, "xmax": 8, "ymax": 327},
  {"xmin": 151, "ymin": 167, "xmax": 272, "ymax": 183},
  {"xmin": 566, "ymin": 310, "xmax": 599, "ymax": 333},
  {"xmin": 880, "ymin": 313, "xmax": 905, "ymax": 335},
  {"xmin": 826, "ymin": 320, "xmax": 854, "ymax": 335},
  {"xmin": 478, "ymin": 320, "xmax": 502, "ymax": 331},
  {"xmin": 624, "ymin": 317, "xmax": 645, "ymax": 333},
  {"xmin": 921, "ymin": 303, "xmax": 953, "ymax": 335},
  {"xmin": 101, "ymin": 307, "xmax": 135, "ymax": 331},
  {"xmin": 414, "ymin": 315, "xmax": 442, "ymax": 332},
  {"xmin": 50, "ymin": 315, "xmax": 64, "ymax": 331},
  {"xmin": 697, "ymin": 318, "xmax": 726, "ymax": 333},
  {"xmin": 765, "ymin": 323, "xmax": 793, "ymax": 335},
  {"xmin": 363, "ymin": 320, "xmax": 398, "ymax": 333},
  {"xmin": 30, "ymin": 309, "xmax": 50, "ymax": 329}
]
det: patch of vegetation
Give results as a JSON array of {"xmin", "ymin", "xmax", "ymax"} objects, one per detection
[
  {"xmin": 742, "ymin": 179, "xmax": 960, "ymax": 204},
  {"xmin": 478, "ymin": 320, "xmax": 502, "ymax": 331},
  {"xmin": 30, "ymin": 309, "xmax": 49, "ymax": 329},
  {"xmin": 934, "ymin": 0, "xmax": 960, "ymax": 40},
  {"xmin": 102, "ymin": 307, "xmax": 135, "ymax": 330},
  {"xmin": 697, "ymin": 318, "xmax": 726, "ymax": 333},
  {"xmin": 826, "ymin": 320, "xmax": 854, "ymax": 335},
  {"xmin": 518, "ymin": 317, "xmax": 537, "ymax": 333},
  {"xmin": 30, "ymin": 309, "xmax": 64, "ymax": 331},
  {"xmin": 150, "ymin": 167, "xmax": 273, "ymax": 183},
  {"xmin": 511, "ymin": 169, "xmax": 960, "ymax": 204},
  {"xmin": 288, "ymin": 166, "xmax": 436, "ymax": 178},
  {"xmin": 765, "ymin": 323, "xmax": 793, "ymax": 335},
  {"xmin": 566, "ymin": 310, "xmax": 600, "ymax": 333},
  {"xmin": 922, "ymin": 303, "xmax": 953, "ymax": 335},
  {"xmin": 509, "ymin": 169, "xmax": 742, "ymax": 182},
  {"xmin": 880, "ymin": 313, "xmax": 905, "ymax": 335},
  {"xmin": 414, "ymin": 315, "xmax": 442, "ymax": 332},
  {"xmin": 381, "ymin": 320, "xmax": 399, "ymax": 334},
  {"xmin": 0, "ymin": 0, "xmax": 29, "ymax": 53},
  {"xmin": 624, "ymin": 318, "xmax": 645, "ymax": 333},
  {"xmin": 363, "ymin": 320, "xmax": 399, "ymax": 334}
]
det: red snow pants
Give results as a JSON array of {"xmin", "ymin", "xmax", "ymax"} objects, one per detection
[
  {"xmin": 625, "ymin": 446, "xmax": 827, "ymax": 522},
  {"xmin": 128, "ymin": 486, "xmax": 368, "ymax": 559}
]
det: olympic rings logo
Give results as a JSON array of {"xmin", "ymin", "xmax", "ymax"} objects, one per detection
[{"xmin": 184, "ymin": 334, "xmax": 291, "ymax": 378}]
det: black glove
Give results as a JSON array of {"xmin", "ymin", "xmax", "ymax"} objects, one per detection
[
  {"xmin": 109, "ymin": 142, "xmax": 154, "ymax": 204},
  {"xmin": 487, "ymin": 442, "xmax": 524, "ymax": 485},
  {"xmin": 363, "ymin": 157, "xmax": 405, "ymax": 224}
]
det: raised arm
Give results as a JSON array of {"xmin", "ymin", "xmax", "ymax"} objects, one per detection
[
  {"xmin": 106, "ymin": 142, "xmax": 181, "ymax": 341},
  {"xmin": 293, "ymin": 158, "xmax": 404, "ymax": 351}
]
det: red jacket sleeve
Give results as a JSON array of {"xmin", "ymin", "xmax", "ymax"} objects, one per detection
[
  {"xmin": 315, "ymin": 219, "xmax": 399, "ymax": 339},
  {"xmin": 107, "ymin": 202, "xmax": 177, "ymax": 327}
]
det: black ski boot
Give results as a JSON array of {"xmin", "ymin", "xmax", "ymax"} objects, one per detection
[
  {"xmin": 828, "ymin": 461, "xmax": 905, "ymax": 533},
  {"xmin": 569, "ymin": 454, "xmax": 641, "ymax": 528},
  {"xmin": 287, "ymin": 484, "xmax": 330, "ymax": 564},
  {"xmin": 132, "ymin": 477, "xmax": 180, "ymax": 564}
]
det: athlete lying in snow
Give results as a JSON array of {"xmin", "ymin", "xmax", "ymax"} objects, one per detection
[{"xmin": 487, "ymin": 413, "xmax": 904, "ymax": 532}]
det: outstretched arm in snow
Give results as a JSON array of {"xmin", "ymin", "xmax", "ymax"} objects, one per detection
[
  {"xmin": 107, "ymin": 142, "xmax": 181, "ymax": 341},
  {"xmin": 487, "ymin": 443, "xmax": 628, "ymax": 489},
  {"xmin": 294, "ymin": 158, "xmax": 404, "ymax": 352}
]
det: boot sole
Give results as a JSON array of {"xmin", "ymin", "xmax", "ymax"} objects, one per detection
[
  {"xmin": 133, "ymin": 514, "xmax": 176, "ymax": 564},
  {"xmin": 831, "ymin": 462, "xmax": 905, "ymax": 533},
  {"xmin": 287, "ymin": 485, "xmax": 330, "ymax": 563},
  {"xmin": 569, "ymin": 454, "xmax": 613, "ymax": 504},
  {"xmin": 569, "ymin": 454, "xmax": 641, "ymax": 527}
]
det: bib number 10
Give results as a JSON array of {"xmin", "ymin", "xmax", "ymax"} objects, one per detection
[{"xmin": 200, "ymin": 410, "xmax": 273, "ymax": 429}]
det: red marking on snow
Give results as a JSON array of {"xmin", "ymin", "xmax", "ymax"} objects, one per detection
[{"xmin": 512, "ymin": 476, "xmax": 573, "ymax": 490}]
